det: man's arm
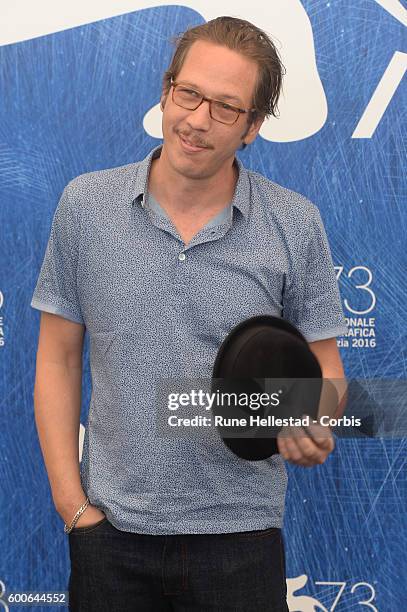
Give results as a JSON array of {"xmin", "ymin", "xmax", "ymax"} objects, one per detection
[
  {"xmin": 308, "ymin": 337, "xmax": 348, "ymax": 419},
  {"xmin": 33, "ymin": 311, "xmax": 104, "ymax": 527}
]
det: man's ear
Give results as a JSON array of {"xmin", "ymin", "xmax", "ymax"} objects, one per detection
[
  {"xmin": 160, "ymin": 91, "xmax": 169, "ymax": 112},
  {"xmin": 242, "ymin": 115, "xmax": 265, "ymax": 146}
]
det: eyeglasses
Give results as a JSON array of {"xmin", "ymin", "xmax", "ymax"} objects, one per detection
[{"xmin": 171, "ymin": 80, "xmax": 255, "ymax": 125}]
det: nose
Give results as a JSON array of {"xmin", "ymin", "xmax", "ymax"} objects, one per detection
[{"xmin": 185, "ymin": 99, "xmax": 212, "ymax": 131}]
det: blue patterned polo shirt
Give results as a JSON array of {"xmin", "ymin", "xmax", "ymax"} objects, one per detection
[{"xmin": 31, "ymin": 144, "xmax": 347, "ymax": 535}]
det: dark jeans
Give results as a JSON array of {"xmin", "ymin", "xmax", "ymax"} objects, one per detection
[{"xmin": 68, "ymin": 516, "xmax": 289, "ymax": 611}]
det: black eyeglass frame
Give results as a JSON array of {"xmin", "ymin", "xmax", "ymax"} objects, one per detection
[{"xmin": 170, "ymin": 79, "xmax": 257, "ymax": 125}]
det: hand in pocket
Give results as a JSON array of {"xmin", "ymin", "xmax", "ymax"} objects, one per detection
[{"xmin": 73, "ymin": 504, "xmax": 106, "ymax": 529}]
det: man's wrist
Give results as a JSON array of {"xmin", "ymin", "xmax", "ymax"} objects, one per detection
[
  {"xmin": 54, "ymin": 492, "xmax": 89, "ymax": 518},
  {"xmin": 63, "ymin": 498, "xmax": 90, "ymax": 533}
]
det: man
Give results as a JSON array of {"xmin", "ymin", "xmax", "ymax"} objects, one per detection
[{"xmin": 32, "ymin": 16, "xmax": 347, "ymax": 612}]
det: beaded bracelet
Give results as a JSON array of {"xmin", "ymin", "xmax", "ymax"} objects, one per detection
[{"xmin": 64, "ymin": 497, "xmax": 90, "ymax": 534}]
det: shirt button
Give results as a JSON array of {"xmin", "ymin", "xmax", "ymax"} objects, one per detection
[{"xmin": 178, "ymin": 253, "xmax": 186, "ymax": 261}]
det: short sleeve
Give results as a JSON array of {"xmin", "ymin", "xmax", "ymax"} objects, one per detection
[
  {"xmin": 282, "ymin": 206, "xmax": 347, "ymax": 342},
  {"xmin": 31, "ymin": 182, "xmax": 84, "ymax": 324}
]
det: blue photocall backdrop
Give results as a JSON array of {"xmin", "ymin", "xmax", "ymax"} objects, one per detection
[{"xmin": 0, "ymin": 1, "xmax": 406, "ymax": 610}]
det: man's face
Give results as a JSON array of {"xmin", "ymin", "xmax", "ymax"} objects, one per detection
[{"xmin": 160, "ymin": 40, "xmax": 264, "ymax": 180}]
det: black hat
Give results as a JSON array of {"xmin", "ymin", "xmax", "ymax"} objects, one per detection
[{"xmin": 211, "ymin": 315, "xmax": 324, "ymax": 460}]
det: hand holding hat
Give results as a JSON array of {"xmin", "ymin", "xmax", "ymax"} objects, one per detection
[
  {"xmin": 277, "ymin": 415, "xmax": 335, "ymax": 467},
  {"xmin": 211, "ymin": 315, "xmax": 338, "ymax": 463}
]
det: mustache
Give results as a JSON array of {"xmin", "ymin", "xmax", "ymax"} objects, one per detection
[{"xmin": 177, "ymin": 130, "xmax": 213, "ymax": 149}]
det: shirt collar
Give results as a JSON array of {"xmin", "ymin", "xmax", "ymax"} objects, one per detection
[{"xmin": 130, "ymin": 144, "xmax": 250, "ymax": 219}]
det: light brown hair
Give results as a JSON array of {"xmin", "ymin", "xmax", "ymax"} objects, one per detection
[{"xmin": 162, "ymin": 16, "xmax": 286, "ymax": 123}]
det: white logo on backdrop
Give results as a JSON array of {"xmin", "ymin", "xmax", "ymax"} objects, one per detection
[
  {"xmin": 286, "ymin": 575, "xmax": 379, "ymax": 611},
  {"xmin": 1, "ymin": 1, "xmax": 404, "ymax": 139},
  {"xmin": 352, "ymin": 0, "xmax": 407, "ymax": 138},
  {"xmin": 287, "ymin": 575, "xmax": 328, "ymax": 611}
]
